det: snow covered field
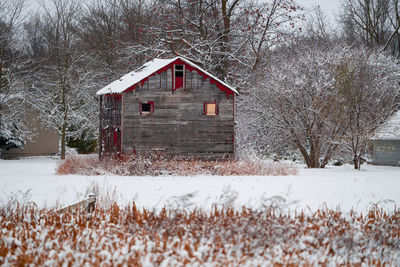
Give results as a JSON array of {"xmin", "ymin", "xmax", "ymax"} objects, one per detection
[{"xmin": 0, "ymin": 157, "xmax": 399, "ymax": 213}]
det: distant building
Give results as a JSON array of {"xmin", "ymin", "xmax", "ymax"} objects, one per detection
[
  {"xmin": 96, "ymin": 57, "xmax": 238, "ymax": 159},
  {"xmin": 1, "ymin": 112, "xmax": 59, "ymax": 158},
  {"xmin": 372, "ymin": 111, "xmax": 400, "ymax": 166}
]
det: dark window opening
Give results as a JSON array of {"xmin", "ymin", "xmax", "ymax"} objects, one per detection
[
  {"xmin": 140, "ymin": 101, "xmax": 154, "ymax": 115},
  {"xmin": 142, "ymin": 103, "xmax": 151, "ymax": 112},
  {"xmin": 175, "ymin": 65, "xmax": 184, "ymax": 77}
]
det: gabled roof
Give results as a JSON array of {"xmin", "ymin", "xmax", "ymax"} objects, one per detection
[
  {"xmin": 96, "ymin": 56, "xmax": 238, "ymax": 95},
  {"xmin": 373, "ymin": 110, "xmax": 400, "ymax": 140}
]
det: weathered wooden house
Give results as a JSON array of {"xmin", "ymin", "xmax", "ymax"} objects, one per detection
[
  {"xmin": 372, "ymin": 110, "xmax": 400, "ymax": 166},
  {"xmin": 96, "ymin": 57, "xmax": 238, "ymax": 159}
]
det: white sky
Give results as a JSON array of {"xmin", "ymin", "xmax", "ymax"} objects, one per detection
[
  {"xmin": 298, "ymin": 0, "xmax": 342, "ymax": 26},
  {"xmin": 24, "ymin": 0, "xmax": 342, "ymax": 27}
]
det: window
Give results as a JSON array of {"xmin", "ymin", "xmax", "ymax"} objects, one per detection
[
  {"xmin": 204, "ymin": 102, "xmax": 219, "ymax": 116},
  {"xmin": 142, "ymin": 103, "xmax": 151, "ymax": 112},
  {"xmin": 175, "ymin": 65, "xmax": 184, "ymax": 77},
  {"xmin": 174, "ymin": 65, "xmax": 185, "ymax": 91},
  {"xmin": 140, "ymin": 101, "xmax": 154, "ymax": 115}
]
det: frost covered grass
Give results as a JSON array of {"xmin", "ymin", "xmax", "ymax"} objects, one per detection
[
  {"xmin": 56, "ymin": 153, "xmax": 297, "ymax": 176},
  {"xmin": 1, "ymin": 203, "xmax": 400, "ymax": 266}
]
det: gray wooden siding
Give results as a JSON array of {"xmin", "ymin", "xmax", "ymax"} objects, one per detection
[
  {"xmin": 102, "ymin": 96, "xmax": 121, "ymax": 127},
  {"xmin": 373, "ymin": 140, "xmax": 400, "ymax": 166},
  {"xmin": 101, "ymin": 95, "xmax": 122, "ymax": 154},
  {"xmin": 122, "ymin": 68, "xmax": 234, "ymax": 159}
]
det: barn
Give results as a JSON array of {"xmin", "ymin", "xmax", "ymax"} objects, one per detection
[
  {"xmin": 96, "ymin": 57, "xmax": 238, "ymax": 159},
  {"xmin": 372, "ymin": 110, "xmax": 400, "ymax": 166}
]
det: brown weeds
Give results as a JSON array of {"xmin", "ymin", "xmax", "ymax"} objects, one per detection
[
  {"xmin": 0, "ymin": 204, "xmax": 399, "ymax": 266},
  {"xmin": 56, "ymin": 153, "xmax": 297, "ymax": 176}
]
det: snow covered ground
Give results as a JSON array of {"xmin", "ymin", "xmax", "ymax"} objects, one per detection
[{"xmin": 0, "ymin": 157, "xmax": 399, "ymax": 213}]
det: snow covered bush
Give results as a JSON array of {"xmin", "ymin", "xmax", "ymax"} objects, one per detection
[
  {"xmin": 237, "ymin": 40, "xmax": 400, "ymax": 169},
  {"xmin": 66, "ymin": 129, "xmax": 97, "ymax": 154},
  {"xmin": 0, "ymin": 65, "xmax": 30, "ymax": 154},
  {"xmin": 0, "ymin": 119, "xmax": 26, "ymax": 152},
  {"xmin": 56, "ymin": 153, "xmax": 297, "ymax": 176},
  {"xmin": 1, "ymin": 203, "xmax": 399, "ymax": 266},
  {"xmin": 0, "ymin": 2, "xmax": 32, "ymax": 155}
]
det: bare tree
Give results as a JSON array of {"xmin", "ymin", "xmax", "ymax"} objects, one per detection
[
  {"xmin": 0, "ymin": 0, "xmax": 30, "ymax": 153},
  {"xmin": 26, "ymin": 0, "xmax": 99, "ymax": 159},
  {"xmin": 239, "ymin": 41, "xmax": 347, "ymax": 167},
  {"xmin": 79, "ymin": 0, "xmax": 122, "ymax": 73},
  {"xmin": 385, "ymin": 0, "xmax": 400, "ymax": 54},
  {"xmin": 340, "ymin": 0, "xmax": 400, "ymax": 57},
  {"xmin": 341, "ymin": 0, "xmax": 390, "ymax": 45},
  {"xmin": 334, "ymin": 48, "xmax": 400, "ymax": 169},
  {"xmin": 238, "ymin": 40, "xmax": 399, "ymax": 168},
  {"xmin": 78, "ymin": 0, "xmax": 162, "ymax": 88},
  {"xmin": 305, "ymin": 5, "xmax": 331, "ymax": 41},
  {"xmin": 147, "ymin": 0, "xmax": 304, "ymax": 88}
]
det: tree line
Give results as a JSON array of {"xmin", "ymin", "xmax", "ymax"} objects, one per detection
[{"xmin": 0, "ymin": 0, "xmax": 399, "ymax": 168}]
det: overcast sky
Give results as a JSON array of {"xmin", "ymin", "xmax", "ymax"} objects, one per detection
[
  {"xmin": 298, "ymin": 0, "xmax": 342, "ymax": 26},
  {"xmin": 25, "ymin": 0, "xmax": 343, "ymax": 26}
]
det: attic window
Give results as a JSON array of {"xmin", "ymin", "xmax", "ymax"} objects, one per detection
[
  {"xmin": 174, "ymin": 65, "xmax": 185, "ymax": 91},
  {"xmin": 175, "ymin": 65, "xmax": 184, "ymax": 77},
  {"xmin": 204, "ymin": 102, "xmax": 219, "ymax": 116},
  {"xmin": 140, "ymin": 101, "xmax": 154, "ymax": 115}
]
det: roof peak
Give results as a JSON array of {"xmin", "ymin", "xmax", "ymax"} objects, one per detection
[{"xmin": 96, "ymin": 57, "xmax": 238, "ymax": 96}]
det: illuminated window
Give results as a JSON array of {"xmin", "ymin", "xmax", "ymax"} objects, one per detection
[{"xmin": 204, "ymin": 102, "xmax": 218, "ymax": 116}]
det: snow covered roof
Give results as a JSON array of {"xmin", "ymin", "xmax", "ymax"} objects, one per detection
[
  {"xmin": 373, "ymin": 110, "xmax": 400, "ymax": 140},
  {"xmin": 96, "ymin": 56, "xmax": 238, "ymax": 95}
]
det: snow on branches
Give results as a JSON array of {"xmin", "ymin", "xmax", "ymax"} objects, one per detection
[
  {"xmin": 237, "ymin": 41, "xmax": 400, "ymax": 168},
  {"xmin": 148, "ymin": 0, "xmax": 304, "ymax": 88}
]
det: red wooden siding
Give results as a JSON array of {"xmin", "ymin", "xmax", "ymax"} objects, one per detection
[{"xmin": 124, "ymin": 58, "xmax": 235, "ymax": 99}]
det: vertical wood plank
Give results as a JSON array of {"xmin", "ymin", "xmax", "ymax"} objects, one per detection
[
  {"xmin": 192, "ymin": 71, "xmax": 197, "ymax": 90},
  {"xmin": 186, "ymin": 70, "xmax": 191, "ymax": 90},
  {"xmin": 161, "ymin": 71, "xmax": 167, "ymax": 90},
  {"xmin": 167, "ymin": 68, "xmax": 172, "ymax": 91}
]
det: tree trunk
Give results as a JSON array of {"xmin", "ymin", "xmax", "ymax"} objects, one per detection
[
  {"xmin": 294, "ymin": 138, "xmax": 312, "ymax": 168},
  {"xmin": 351, "ymin": 136, "xmax": 361, "ymax": 170},
  {"xmin": 320, "ymin": 143, "xmax": 339, "ymax": 168},
  {"xmin": 353, "ymin": 153, "xmax": 361, "ymax": 170},
  {"xmin": 308, "ymin": 137, "xmax": 320, "ymax": 168},
  {"xmin": 61, "ymin": 119, "xmax": 67, "ymax": 160},
  {"xmin": 60, "ymin": 83, "xmax": 68, "ymax": 160}
]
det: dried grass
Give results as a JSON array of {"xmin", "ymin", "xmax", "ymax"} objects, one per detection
[
  {"xmin": 56, "ymin": 153, "xmax": 297, "ymax": 176},
  {"xmin": 1, "ymin": 203, "xmax": 399, "ymax": 266}
]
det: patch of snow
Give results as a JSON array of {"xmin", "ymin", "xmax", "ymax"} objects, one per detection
[{"xmin": 0, "ymin": 158, "xmax": 399, "ymax": 213}]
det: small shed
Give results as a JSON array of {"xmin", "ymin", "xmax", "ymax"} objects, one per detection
[
  {"xmin": 372, "ymin": 110, "xmax": 400, "ymax": 166},
  {"xmin": 96, "ymin": 57, "xmax": 238, "ymax": 159}
]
